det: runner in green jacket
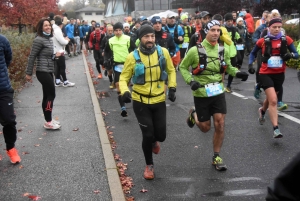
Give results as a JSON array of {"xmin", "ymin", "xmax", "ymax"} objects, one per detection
[{"xmin": 179, "ymin": 20, "xmax": 249, "ymax": 171}]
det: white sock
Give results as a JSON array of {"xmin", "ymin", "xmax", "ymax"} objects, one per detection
[
  {"xmin": 56, "ymin": 79, "xmax": 61, "ymax": 84},
  {"xmin": 64, "ymin": 80, "xmax": 69, "ymax": 84}
]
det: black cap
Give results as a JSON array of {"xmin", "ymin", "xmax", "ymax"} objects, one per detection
[{"xmin": 200, "ymin": 11, "xmax": 212, "ymax": 18}]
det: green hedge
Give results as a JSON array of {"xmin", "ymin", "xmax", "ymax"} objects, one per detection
[
  {"xmin": 2, "ymin": 31, "xmax": 35, "ymax": 90},
  {"xmin": 286, "ymin": 40, "xmax": 300, "ymax": 70}
]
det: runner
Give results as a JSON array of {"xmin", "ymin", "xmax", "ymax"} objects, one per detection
[
  {"xmin": 102, "ymin": 25, "xmax": 115, "ymax": 88},
  {"xmin": 180, "ymin": 20, "xmax": 249, "ymax": 171},
  {"xmin": 248, "ymin": 18, "xmax": 299, "ymax": 138},
  {"xmin": 104, "ymin": 22, "xmax": 135, "ymax": 117},
  {"xmin": 119, "ymin": 25, "xmax": 176, "ymax": 179}
]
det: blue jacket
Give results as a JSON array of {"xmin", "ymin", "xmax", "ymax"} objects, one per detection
[
  {"xmin": 82, "ymin": 25, "xmax": 90, "ymax": 37},
  {"xmin": 0, "ymin": 34, "xmax": 12, "ymax": 93},
  {"xmin": 165, "ymin": 24, "xmax": 184, "ymax": 53},
  {"xmin": 252, "ymin": 24, "xmax": 267, "ymax": 44},
  {"xmin": 78, "ymin": 25, "xmax": 84, "ymax": 38},
  {"xmin": 65, "ymin": 23, "xmax": 75, "ymax": 39}
]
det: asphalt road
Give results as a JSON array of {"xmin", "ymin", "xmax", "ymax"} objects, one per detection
[{"xmin": 89, "ymin": 53, "xmax": 300, "ymax": 201}]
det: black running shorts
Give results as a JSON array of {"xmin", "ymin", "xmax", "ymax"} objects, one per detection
[
  {"xmin": 194, "ymin": 93, "xmax": 227, "ymax": 122},
  {"xmin": 259, "ymin": 73, "xmax": 284, "ymax": 92}
]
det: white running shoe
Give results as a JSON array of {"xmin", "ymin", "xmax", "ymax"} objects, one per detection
[
  {"xmin": 44, "ymin": 121, "xmax": 61, "ymax": 130},
  {"xmin": 63, "ymin": 81, "xmax": 75, "ymax": 87},
  {"xmin": 55, "ymin": 82, "xmax": 63, "ymax": 87}
]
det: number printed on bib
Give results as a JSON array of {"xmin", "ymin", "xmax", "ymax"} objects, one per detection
[
  {"xmin": 114, "ymin": 64, "xmax": 124, "ymax": 72},
  {"xmin": 205, "ymin": 82, "xmax": 223, "ymax": 97},
  {"xmin": 267, "ymin": 56, "xmax": 283, "ymax": 68},
  {"xmin": 236, "ymin": 44, "xmax": 244, "ymax": 50},
  {"xmin": 182, "ymin": 42, "xmax": 189, "ymax": 48}
]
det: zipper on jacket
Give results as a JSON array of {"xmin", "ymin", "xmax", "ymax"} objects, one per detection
[{"xmin": 148, "ymin": 55, "xmax": 152, "ymax": 104}]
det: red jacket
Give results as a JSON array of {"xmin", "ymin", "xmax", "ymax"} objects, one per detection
[
  {"xmin": 245, "ymin": 13, "xmax": 254, "ymax": 34},
  {"xmin": 89, "ymin": 30, "xmax": 105, "ymax": 50}
]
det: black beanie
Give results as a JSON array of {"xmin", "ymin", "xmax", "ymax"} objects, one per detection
[
  {"xmin": 224, "ymin": 13, "xmax": 233, "ymax": 21},
  {"xmin": 138, "ymin": 25, "xmax": 154, "ymax": 40},
  {"xmin": 113, "ymin": 22, "xmax": 123, "ymax": 30}
]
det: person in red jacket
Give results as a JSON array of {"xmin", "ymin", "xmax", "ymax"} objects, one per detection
[
  {"xmin": 89, "ymin": 23, "xmax": 105, "ymax": 78},
  {"xmin": 244, "ymin": 13, "xmax": 254, "ymax": 55}
]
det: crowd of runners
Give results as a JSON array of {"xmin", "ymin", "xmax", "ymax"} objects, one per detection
[{"xmin": 0, "ymin": 7, "xmax": 300, "ymax": 200}]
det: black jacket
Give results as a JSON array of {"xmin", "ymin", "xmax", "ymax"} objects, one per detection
[{"xmin": 154, "ymin": 30, "xmax": 176, "ymax": 57}]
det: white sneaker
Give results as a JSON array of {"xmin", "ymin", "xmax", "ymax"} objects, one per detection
[
  {"xmin": 63, "ymin": 81, "xmax": 75, "ymax": 87},
  {"xmin": 55, "ymin": 82, "xmax": 63, "ymax": 87},
  {"xmin": 45, "ymin": 119, "xmax": 60, "ymax": 125},
  {"xmin": 44, "ymin": 121, "xmax": 61, "ymax": 130}
]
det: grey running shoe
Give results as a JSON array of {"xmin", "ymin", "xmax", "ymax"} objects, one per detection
[
  {"xmin": 258, "ymin": 107, "xmax": 265, "ymax": 125},
  {"xmin": 273, "ymin": 128, "xmax": 283, "ymax": 138}
]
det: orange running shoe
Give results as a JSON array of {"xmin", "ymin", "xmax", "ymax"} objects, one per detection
[
  {"xmin": 152, "ymin": 142, "xmax": 160, "ymax": 154},
  {"xmin": 6, "ymin": 148, "xmax": 21, "ymax": 164},
  {"xmin": 144, "ymin": 165, "xmax": 154, "ymax": 180},
  {"xmin": 98, "ymin": 74, "xmax": 102, "ymax": 79}
]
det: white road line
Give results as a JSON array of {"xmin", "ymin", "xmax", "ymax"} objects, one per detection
[{"xmin": 230, "ymin": 91, "xmax": 300, "ymax": 125}]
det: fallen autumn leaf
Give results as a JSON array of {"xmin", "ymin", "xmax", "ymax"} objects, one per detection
[{"xmin": 73, "ymin": 128, "xmax": 79, "ymax": 131}]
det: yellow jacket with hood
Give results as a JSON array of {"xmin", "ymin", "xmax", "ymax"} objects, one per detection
[{"xmin": 119, "ymin": 46, "xmax": 176, "ymax": 104}]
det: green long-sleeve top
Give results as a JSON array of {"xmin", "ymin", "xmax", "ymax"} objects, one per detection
[{"xmin": 179, "ymin": 39, "xmax": 239, "ymax": 97}]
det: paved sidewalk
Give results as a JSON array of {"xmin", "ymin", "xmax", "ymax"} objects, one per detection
[{"xmin": 0, "ymin": 53, "xmax": 123, "ymax": 200}]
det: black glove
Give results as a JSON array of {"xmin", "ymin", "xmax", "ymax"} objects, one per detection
[
  {"xmin": 122, "ymin": 91, "xmax": 131, "ymax": 103},
  {"xmin": 237, "ymin": 38, "xmax": 243, "ymax": 44},
  {"xmin": 248, "ymin": 64, "xmax": 255, "ymax": 74},
  {"xmin": 103, "ymin": 60, "xmax": 109, "ymax": 67},
  {"xmin": 236, "ymin": 72, "xmax": 249, "ymax": 81},
  {"xmin": 282, "ymin": 53, "xmax": 293, "ymax": 61},
  {"xmin": 168, "ymin": 87, "xmax": 176, "ymax": 102},
  {"xmin": 190, "ymin": 81, "xmax": 201, "ymax": 91}
]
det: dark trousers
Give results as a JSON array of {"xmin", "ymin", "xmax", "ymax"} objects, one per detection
[
  {"xmin": 133, "ymin": 100, "xmax": 166, "ymax": 165},
  {"xmin": 93, "ymin": 49, "xmax": 103, "ymax": 74},
  {"xmin": 0, "ymin": 88, "xmax": 17, "ymax": 150},
  {"xmin": 55, "ymin": 56, "xmax": 67, "ymax": 82},
  {"xmin": 36, "ymin": 72, "xmax": 56, "ymax": 122},
  {"xmin": 227, "ymin": 57, "xmax": 237, "ymax": 88}
]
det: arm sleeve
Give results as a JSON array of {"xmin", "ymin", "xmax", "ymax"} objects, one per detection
[
  {"xmin": 179, "ymin": 47, "xmax": 197, "ymax": 84},
  {"xmin": 297, "ymin": 43, "xmax": 300, "ymax": 55},
  {"xmin": 163, "ymin": 48, "xmax": 176, "ymax": 88},
  {"xmin": 249, "ymin": 45, "xmax": 260, "ymax": 64},
  {"xmin": 4, "ymin": 38, "xmax": 12, "ymax": 67},
  {"xmin": 286, "ymin": 36, "xmax": 299, "ymax": 59},
  {"xmin": 128, "ymin": 38, "xmax": 136, "ymax": 53},
  {"xmin": 224, "ymin": 48, "xmax": 239, "ymax": 76},
  {"xmin": 188, "ymin": 34, "xmax": 196, "ymax": 50},
  {"xmin": 26, "ymin": 38, "xmax": 43, "ymax": 75},
  {"xmin": 119, "ymin": 54, "xmax": 134, "ymax": 95},
  {"xmin": 220, "ymin": 27, "xmax": 233, "ymax": 46},
  {"xmin": 252, "ymin": 27, "xmax": 261, "ymax": 44}
]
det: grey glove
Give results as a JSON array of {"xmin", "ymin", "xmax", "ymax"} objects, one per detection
[
  {"xmin": 190, "ymin": 81, "xmax": 201, "ymax": 91},
  {"xmin": 248, "ymin": 64, "xmax": 255, "ymax": 74}
]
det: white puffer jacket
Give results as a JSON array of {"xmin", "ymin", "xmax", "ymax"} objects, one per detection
[{"xmin": 52, "ymin": 24, "xmax": 68, "ymax": 53}]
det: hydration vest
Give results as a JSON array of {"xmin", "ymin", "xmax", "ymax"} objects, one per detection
[
  {"xmin": 132, "ymin": 45, "xmax": 167, "ymax": 85},
  {"xmin": 261, "ymin": 35, "xmax": 287, "ymax": 63},
  {"xmin": 192, "ymin": 43, "xmax": 225, "ymax": 75}
]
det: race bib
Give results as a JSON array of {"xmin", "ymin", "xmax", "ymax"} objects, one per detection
[
  {"xmin": 114, "ymin": 64, "xmax": 124, "ymax": 72},
  {"xmin": 182, "ymin": 42, "xmax": 189, "ymax": 48},
  {"xmin": 236, "ymin": 44, "xmax": 244, "ymax": 50},
  {"xmin": 267, "ymin": 56, "xmax": 283, "ymax": 68},
  {"xmin": 205, "ymin": 82, "xmax": 223, "ymax": 97}
]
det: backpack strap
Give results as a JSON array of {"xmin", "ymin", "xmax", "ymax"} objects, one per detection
[{"xmin": 133, "ymin": 49, "xmax": 141, "ymax": 63}]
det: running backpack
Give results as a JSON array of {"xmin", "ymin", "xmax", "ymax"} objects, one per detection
[
  {"xmin": 192, "ymin": 43, "xmax": 225, "ymax": 75},
  {"xmin": 262, "ymin": 35, "xmax": 287, "ymax": 63},
  {"xmin": 132, "ymin": 45, "xmax": 167, "ymax": 85}
]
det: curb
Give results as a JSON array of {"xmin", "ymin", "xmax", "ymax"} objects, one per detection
[{"xmin": 82, "ymin": 53, "xmax": 125, "ymax": 201}]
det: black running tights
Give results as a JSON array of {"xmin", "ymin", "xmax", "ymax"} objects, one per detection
[
  {"xmin": 133, "ymin": 100, "xmax": 166, "ymax": 165},
  {"xmin": 36, "ymin": 72, "xmax": 56, "ymax": 122}
]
